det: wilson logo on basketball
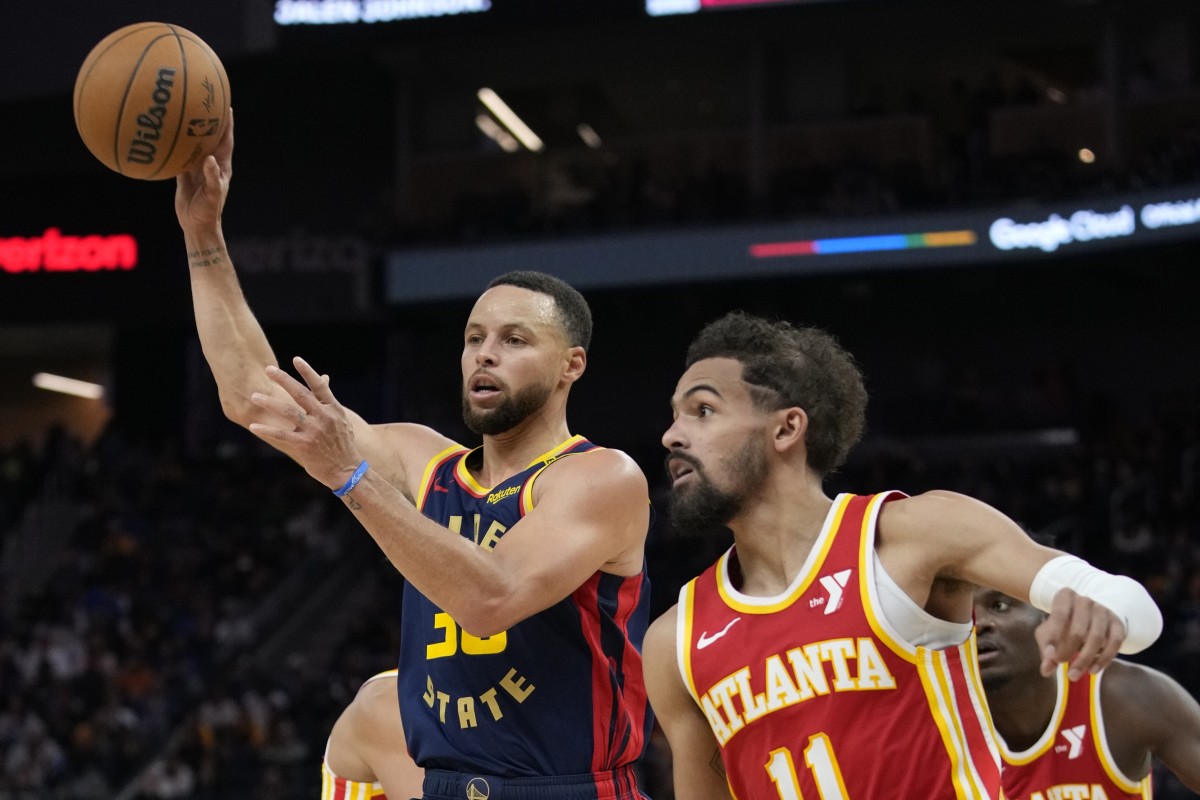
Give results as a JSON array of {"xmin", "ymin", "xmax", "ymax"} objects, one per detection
[{"xmin": 127, "ymin": 67, "xmax": 177, "ymax": 165}]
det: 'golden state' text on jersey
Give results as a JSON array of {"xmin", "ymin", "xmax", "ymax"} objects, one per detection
[{"xmin": 400, "ymin": 435, "xmax": 652, "ymax": 790}]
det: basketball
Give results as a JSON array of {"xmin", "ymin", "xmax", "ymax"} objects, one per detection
[{"xmin": 73, "ymin": 22, "xmax": 230, "ymax": 181}]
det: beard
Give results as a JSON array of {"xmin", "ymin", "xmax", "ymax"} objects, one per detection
[
  {"xmin": 667, "ymin": 437, "xmax": 768, "ymax": 535},
  {"xmin": 462, "ymin": 381, "xmax": 553, "ymax": 435}
]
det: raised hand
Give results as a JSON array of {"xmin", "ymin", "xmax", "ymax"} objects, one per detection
[
  {"xmin": 249, "ymin": 355, "xmax": 364, "ymax": 490},
  {"xmin": 175, "ymin": 108, "xmax": 234, "ymax": 230}
]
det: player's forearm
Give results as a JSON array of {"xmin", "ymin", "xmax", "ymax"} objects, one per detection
[
  {"xmin": 1029, "ymin": 556, "xmax": 1163, "ymax": 653},
  {"xmin": 183, "ymin": 225, "xmax": 282, "ymax": 424},
  {"xmin": 338, "ymin": 469, "xmax": 519, "ymax": 636}
]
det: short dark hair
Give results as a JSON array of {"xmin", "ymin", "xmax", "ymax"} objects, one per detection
[
  {"xmin": 487, "ymin": 271, "xmax": 593, "ymax": 352},
  {"xmin": 685, "ymin": 311, "xmax": 867, "ymax": 476}
]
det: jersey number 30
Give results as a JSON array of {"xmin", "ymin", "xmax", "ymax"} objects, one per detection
[
  {"xmin": 766, "ymin": 734, "xmax": 849, "ymax": 800},
  {"xmin": 426, "ymin": 611, "xmax": 507, "ymax": 658}
]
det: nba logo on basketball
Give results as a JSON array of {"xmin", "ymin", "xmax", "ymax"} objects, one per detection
[{"xmin": 187, "ymin": 118, "xmax": 220, "ymax": 137}]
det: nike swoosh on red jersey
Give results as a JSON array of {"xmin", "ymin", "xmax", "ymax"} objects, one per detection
[{"xmin": 697, "ymin": 617, "xmax": 742, "ymax": 649}]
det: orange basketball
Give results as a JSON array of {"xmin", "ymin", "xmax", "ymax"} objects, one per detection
[{"xmin": 73, "ymin": 22, "xmax": 230, "ymax": 180}]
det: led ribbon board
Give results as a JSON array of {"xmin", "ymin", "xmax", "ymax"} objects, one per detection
[{"xmin": 274, "ymin": 0, "xmax": 491, "ymax": 24}]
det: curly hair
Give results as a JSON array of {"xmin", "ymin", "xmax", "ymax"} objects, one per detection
[
  {"xmin": 486, "ymin": 270, "xmax": 593, "ymax": 352},
  {"xmin": 685, "ymin": 311, "xmax": 868, "ymax": 476}
]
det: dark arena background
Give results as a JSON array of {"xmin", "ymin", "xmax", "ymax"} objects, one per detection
[{"xmin": 2, "ymin": 0, "xmax": 1199, "ymax": 797}]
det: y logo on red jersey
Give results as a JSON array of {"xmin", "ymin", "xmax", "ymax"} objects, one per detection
[
  {"xmin": 1059, "ymin": 725, "xmax": 1087, "ymax": 759},
  {"xmin": 817, "ymin": 569, "xmax": 852, "ymax": 615}
]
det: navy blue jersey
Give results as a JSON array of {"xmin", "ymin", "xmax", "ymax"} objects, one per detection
[{"xmin": 398, "ymin": 435, "xmax": 652, "ymax": 781}]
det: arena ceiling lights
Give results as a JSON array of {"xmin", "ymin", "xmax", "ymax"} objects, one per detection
[
  {"xmin": 32, "ymin": 372, "xmax": 105, "ymax": 400},
  {"xmin": 476, "ymin": 88, "xmax": 544, "ymax": 152}
]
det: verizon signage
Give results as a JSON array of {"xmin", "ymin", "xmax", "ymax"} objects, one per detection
[{"xmin": 0, "ymin": 229, "xmax": 138, "ymax": 274}]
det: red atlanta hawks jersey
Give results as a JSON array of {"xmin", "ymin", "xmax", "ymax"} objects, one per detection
[
  {"xmin": 999, "ymin": 666, "xmax": 1150, "ymax": 800},
  {"xmin": 677, "ymin": 491, "xmax": 1001, "ymax": 800}
]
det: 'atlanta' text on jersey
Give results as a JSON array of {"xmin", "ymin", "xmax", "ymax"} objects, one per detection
[
  {"xmin": 699, "ymin": 636, "xmax": 897, "ymax": 745},
  {"xmin": 678, "ymin": 492, "xmax": 1001, "ymax": 799}
]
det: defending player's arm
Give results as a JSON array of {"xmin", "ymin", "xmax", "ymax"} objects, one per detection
[
  {"xmin": 1101, "ymin": 661, "xmax": 1200, "ymax": 791},
  {"xmin": 326, "ymin": 675, "xmax": 423, "ymax": 799},
  {"xmin": 252, "ymin": 357, "xmax": 648, "ymax": 635},
  {"xmin": 174, "ymin": 111, "xmax": 451, "ymax": 498},
  {"xmin": 643, "ymin": 609, "xmax": 734, "ymax": 800},
  {"xmin": 878, "ymin": 490, "xmax": 1162, "ymax": 677}
]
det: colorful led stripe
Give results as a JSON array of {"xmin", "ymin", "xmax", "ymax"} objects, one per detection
[
  {"xmin": 701, "ymin": 0, "xmax": 802, "ymax": 6},
  {"xmin": 749, "ymin": 230, "xmax": 977, "ymax": 258}
]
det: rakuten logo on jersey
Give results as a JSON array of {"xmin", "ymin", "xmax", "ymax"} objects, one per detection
[{"xmin": 988, "ymin": 205, "xmax": 1135, "ymax": 252}]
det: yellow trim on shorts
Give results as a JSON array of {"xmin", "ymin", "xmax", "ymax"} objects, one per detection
[{"xmin": 321, "ymin": 759, "xmax": 386, "ymax": 799}]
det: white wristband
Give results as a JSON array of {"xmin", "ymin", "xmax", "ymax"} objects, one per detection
[{"xmin": 1029, "ymin": 555, "xmax": 1163, "ymax": 654}]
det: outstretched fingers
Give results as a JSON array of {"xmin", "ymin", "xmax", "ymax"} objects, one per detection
[
  {"xmin": 293, "ymin": 356, "xmax": 338, "ymax": 404},
  {"xmin": 262, "ymin": 363, "xmax": 325, "ymax": 411}
]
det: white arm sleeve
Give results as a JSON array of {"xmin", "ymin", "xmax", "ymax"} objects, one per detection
[{"xmin": 1029, "ymin": 555, "xmax": 1163, "ymax": 654}]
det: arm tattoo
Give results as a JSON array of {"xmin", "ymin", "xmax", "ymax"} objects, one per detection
[
  {"xmin": 187, "ymin": 246, "xmax": 226, "ymax": 269},
  {"xmin": 343, "ymin": 496, "xmax": 363, "ymax": 511}
]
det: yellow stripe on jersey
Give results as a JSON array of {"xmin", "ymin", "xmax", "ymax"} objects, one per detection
[
  {"xmin": 1000, "ymin": 666, "xmax": 1070, "ymax": 765},
  {"xmin": 416, "ymin": 444, "xmax": 469, "ymax": 510},
  {"xmin": 529, "ymin": 434, "xmax": 588, "ymax": 467},
  {"xmin": 519, "ymin": 441, "xmax": 601, "ymax": 512},
  {"xmin": 1089, "ymin": 672, "xmax": 1151, "ymax": 796},
  {"xmin": 958, "ymin": 634, "xmax": 1004, "ymax": 770},
  {"xmin": 454, "ymin": 448, "xmax": 489, "ymax": 495},
  {"xmin": 451, "ymin": 435, "xmax": 590, "ymax": 498},
  {"xmin": 856, "ymin": 492, "xmax": 919, "ymax": 665},
  {"xmin": 918, "ymin": 647, "xmax": 994, "ymax": 800},
  {"xmin": 715, "ymin": 494, "xmax": 853, "ymax": 614},
  {"xmin": 677, "ymin": 582, "xmax": 701, "ymax": 705}
]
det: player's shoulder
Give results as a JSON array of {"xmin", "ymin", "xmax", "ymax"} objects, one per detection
[
  {"xmin": 877, "ymin": 489, "xmax": 984, "ymax": 532},
  {"xmin": 350, "ymin": 671, "xmax": 401, "ymax": 729},
  {"xmin": 884, "ymin": 489, "xmax": 972, "ymax": 513},
  {"xmin": 372, "ymin": 421, "xmax": 460, "ymax": 455},
  {"xmin": 1095, "ymin": 658, "xmax": 1199, "ymax": 735},
  {"xmin": 644, "ymin": 603, "xmax": 681, "ymax": 659},
  {"xmin": 1101, "ymin": 659, "xmax": 1179, "ymax": 703},
  {"xmin": 543, "ymin": 444, "xmax": 648, "ymax": 493}
]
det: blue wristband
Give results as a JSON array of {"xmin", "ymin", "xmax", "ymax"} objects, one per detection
[{"xmin": 332, "ymin": 460, "xmax": 369, "ymax": 497}]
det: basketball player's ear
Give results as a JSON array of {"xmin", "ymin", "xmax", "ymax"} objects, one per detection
[
  {"xmin": 773, "ymin": 407, "xmax": 808, "ymax": 454},
  {"xmin": 561, "ymin": 345, "xmax": 587, "ymax": 385}
]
